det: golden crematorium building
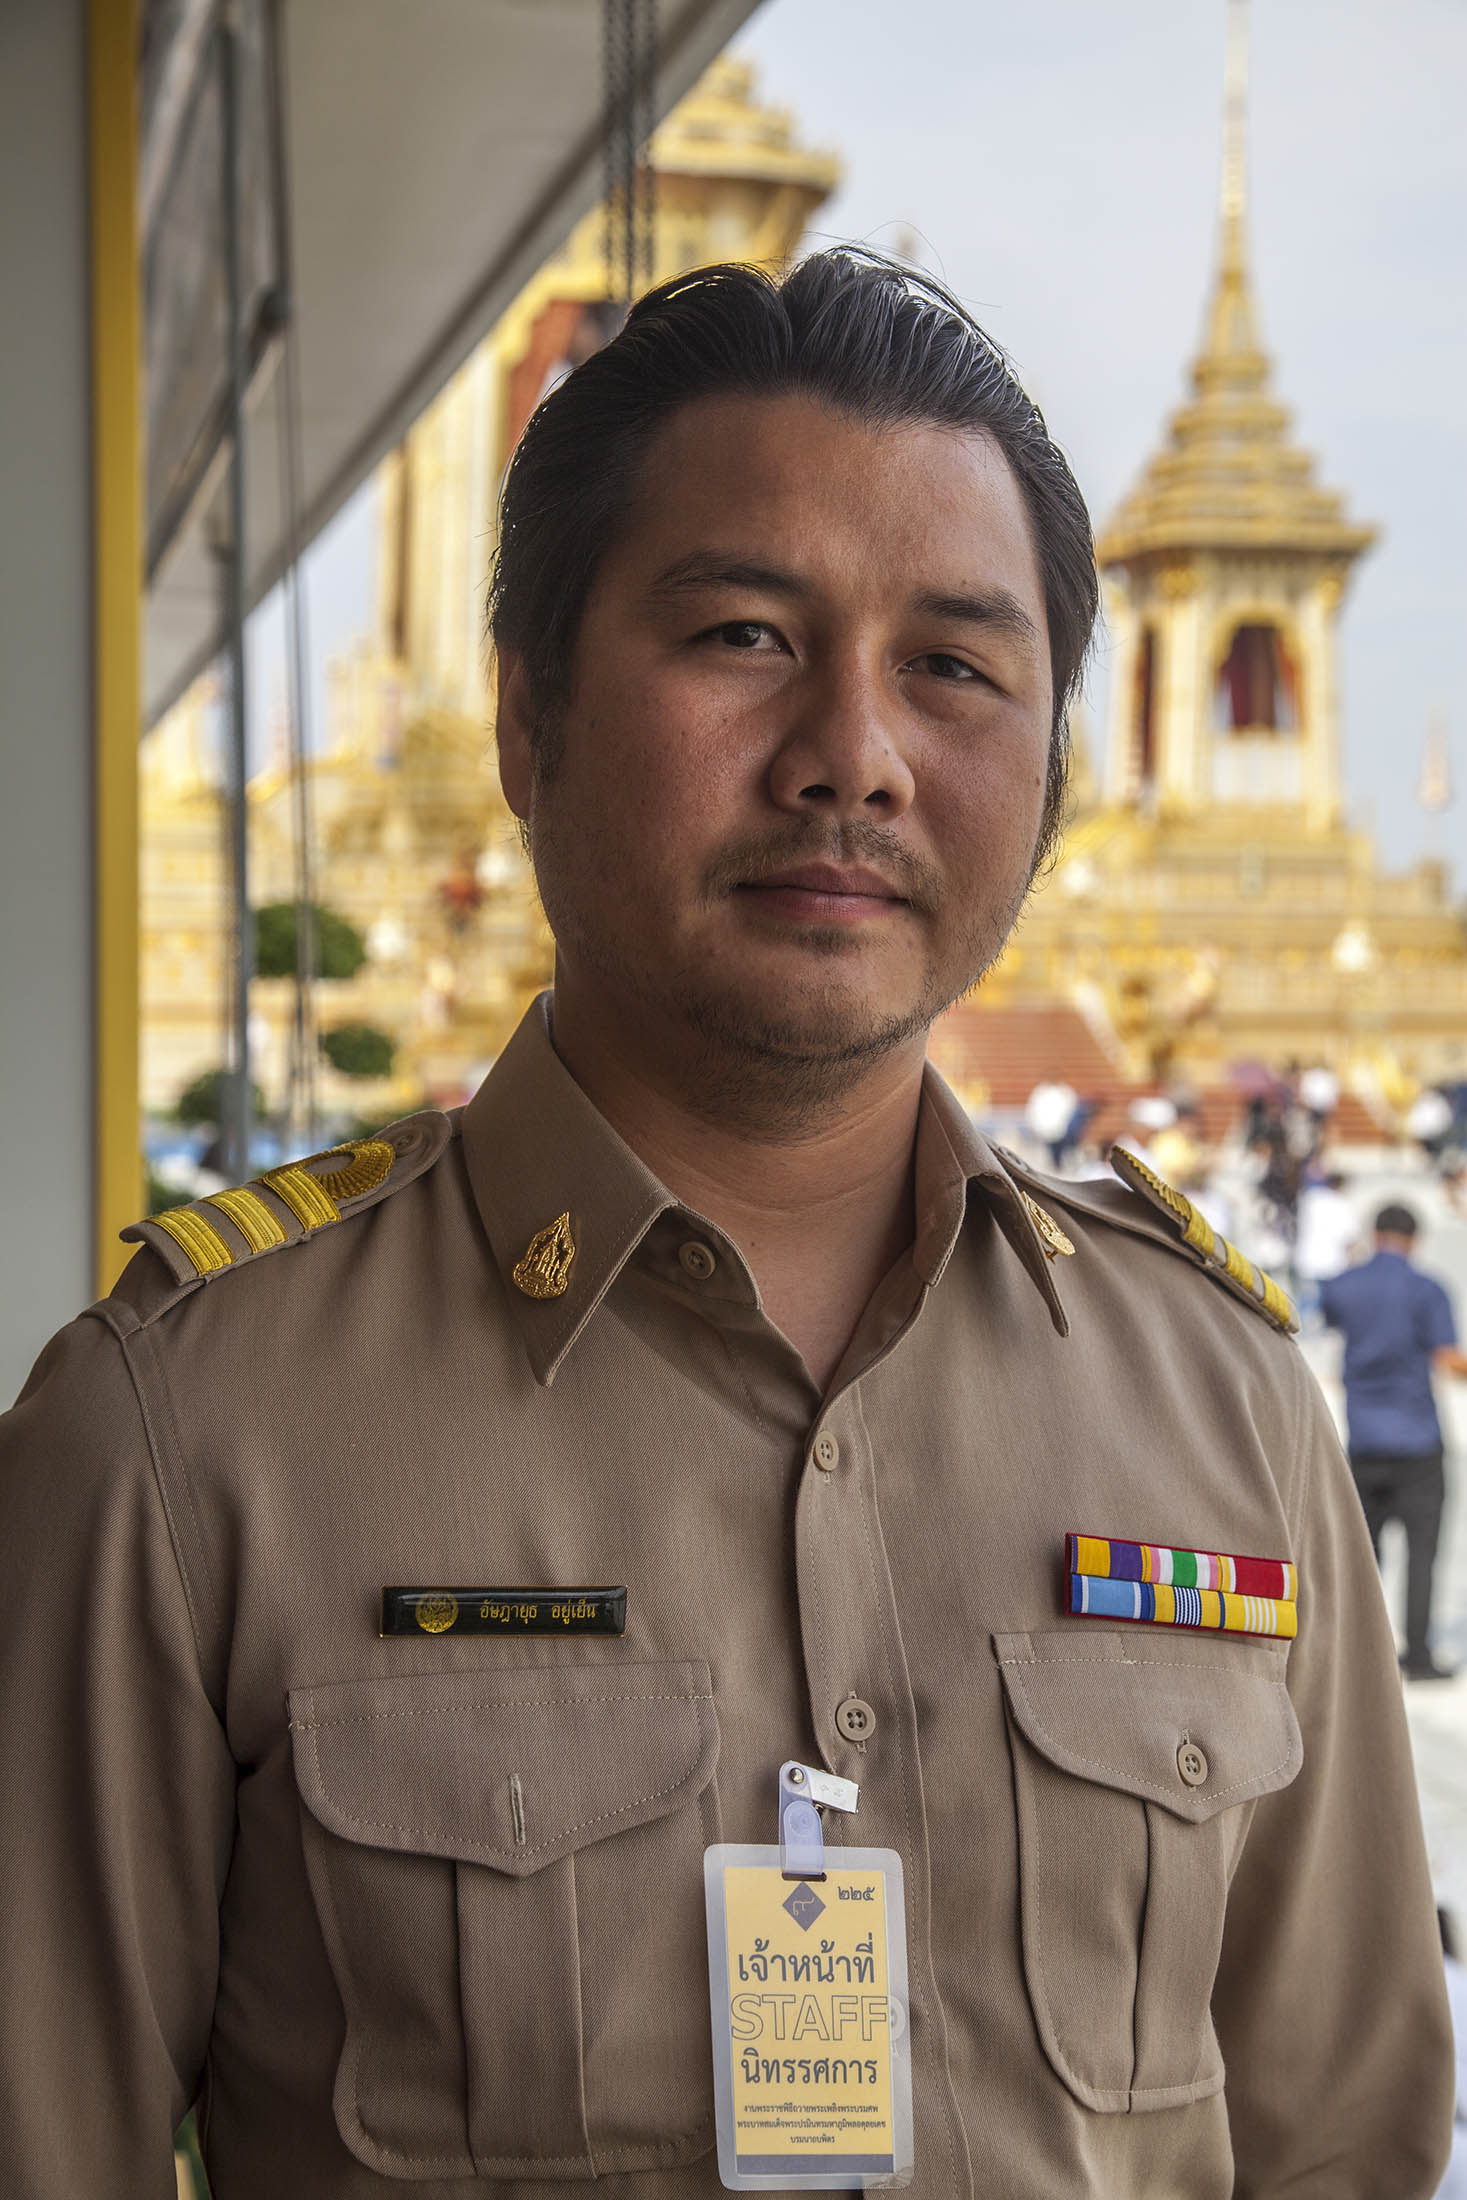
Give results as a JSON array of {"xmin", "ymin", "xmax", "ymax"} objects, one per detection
[
  {"xmin": 933, "ymin": 28, "xmax": 1467, "ymax": 1121},
  {"xmin": 140, "ymin": 58, "xmax": 838, "ymax": 1122},
  {"xmin": 144, "ymin": 40, "xmax": 1465, "ymax": 1139}
]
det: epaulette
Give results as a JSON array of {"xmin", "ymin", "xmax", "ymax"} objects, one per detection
[
  {"xmin": 121, "ymin": 1112, "xmax": 453, "ymax": 1289},
  {"xmin": 989, "ymin": 1140, "xmax": 1298, "ymax": 1338},
  {"xmin": 1106, "ymin": 1145, "xmax": 1298, "ymax": 1335}
]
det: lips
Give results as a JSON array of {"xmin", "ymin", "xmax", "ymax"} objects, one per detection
[
  {"xmin": 732, "ymin": 862, "xmax": 909, "ymax": 927},
  {"xmin": 739, "ymin": 864, "xmax": 905, "ymax": 902}
]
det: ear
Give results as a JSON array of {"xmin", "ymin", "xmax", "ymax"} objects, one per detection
[{"xmin": 495, "ymin": 648, "xmax": 536, "ymax": 822}]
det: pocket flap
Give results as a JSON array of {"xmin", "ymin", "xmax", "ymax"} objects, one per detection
[
  {"xmin": 288, "ymin": 1658, "xmax": 717, "ymax": 1874},
  {"xmin": 993, "ymin": 1629, "xmax": 1301, "ymax": 1823}
]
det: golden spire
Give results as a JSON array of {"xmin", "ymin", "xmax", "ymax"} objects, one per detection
[
  {"xmin": 1095, "ymin": 0, "xmax": 1374, "ymax": 567},
  {"xmin": 1220, "ymin": 0, "xmax": 1248, "ymax": 247},
  {"xmin": 1197, "ymin": 0, "xmax": 1264, "ymax": 394}
]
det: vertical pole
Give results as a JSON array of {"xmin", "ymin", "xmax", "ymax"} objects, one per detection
[
  {"xmin": 601, "ymin": 0, "xmax": 655, "ymax": 313},
  {"xmin": 285, "ymin": 482, "xmax": 317, "ymax": 1153},
  {"xmin": 87, "ymin": 0, "xmax": 143, "ymax": 1291},
  {"xmin": 219, "ymin": 5, "xmax": 253, "ymax": 1183},
  {"xmin": 602, "ymin": 0, "xmax": 618, "ymax": 304},
  {"xmin": 621, "ymin": 0, "xmax": 635, "ymax": 307},
  {"xmin": 266, "ymin": 0, "xmax": 317, "ymax": 1151}
]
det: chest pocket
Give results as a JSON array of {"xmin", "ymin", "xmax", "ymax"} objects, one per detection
[
  {"xmin": 993, "ymin": 1628, "xmax": 1301, "ymax": 2114},
  {"xmin": 287, "ymin": 1659, "xmax": 720, "ymax": 2181}
]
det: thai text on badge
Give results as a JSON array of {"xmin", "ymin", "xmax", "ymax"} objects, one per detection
[{"xmin": 704, "ymin": 1844, "xmax": 913, "ymax": 2190}]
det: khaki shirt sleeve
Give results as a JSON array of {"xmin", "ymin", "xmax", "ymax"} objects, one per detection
[
  {"xmin": 1211, "ymin": 1360, "xmax": 1453, "ymax": 2194},
  {"xmin": 0, "ymin": 1308, "xmax": 235, "ymax": 2196}
]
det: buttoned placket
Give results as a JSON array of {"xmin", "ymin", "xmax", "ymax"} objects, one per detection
[
  {"xmin": 792, "ymin": 1291, "xmax": 973, "ymax": 2200},
  {"xmin": 632, "ymin": 1171, "xmax": 985, "ymax": 2197}
]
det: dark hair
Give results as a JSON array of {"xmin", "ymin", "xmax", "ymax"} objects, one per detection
[
  {"xmin": 1375, "ymin": 1203, "xmax": 1419, "ymax": 1238},
  {"xmin": 488, "ymin": 247, "xmax": 1098, "ymax": 867}
]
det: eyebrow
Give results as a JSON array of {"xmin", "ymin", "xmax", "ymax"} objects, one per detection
[
  {"xmin": 646, "ymin": 552, "xmax": 1041, "ymax": 656},
  {"xmin": 912, "ymin": 588, "xmax": 1042, "ymax": 655},
  {"xmin": 645, "ymin": 552, "xmax": 811, "ymax": 604}
]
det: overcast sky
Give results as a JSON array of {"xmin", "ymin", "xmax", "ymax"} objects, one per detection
[{"xmin": 264, "ymin": 0, "xmax": 1464, "ymax": 878}]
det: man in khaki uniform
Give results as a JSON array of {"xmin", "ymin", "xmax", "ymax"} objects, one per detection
[{"xmin": 1, "ymin": 251, "xmax": 1452, "ymax": 2196}]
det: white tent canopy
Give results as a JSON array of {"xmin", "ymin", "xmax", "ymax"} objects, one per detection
[{"xmin": 143, "ymin": 0, "xmax": 759, "ymax": 726}]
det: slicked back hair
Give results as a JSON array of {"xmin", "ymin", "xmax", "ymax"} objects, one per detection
[{"xmin": 488, "ymin": 247, "xmax": 1099, "ymax": 870}]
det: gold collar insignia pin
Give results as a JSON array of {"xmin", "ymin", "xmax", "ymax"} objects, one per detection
[
  {"xmin": 512, "ymin": 1211, "xmax": 576, "ymax": 1299},
  {"xmin": 1023, "ymin": 1193, "xmax": 1075, "ymax": 1261}
]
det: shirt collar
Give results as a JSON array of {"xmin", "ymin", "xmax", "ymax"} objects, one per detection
[
  {"xmin": 461, "ymin": 996, "xmax": 1069, "ymax": 1384},
  {"xmin": 914, "ymin": 1063, "xmax": 1071, "ymax": 1338},
  {"xmin": 461, "ymin": 996, "xmax": 674, "ymax": 1385}
]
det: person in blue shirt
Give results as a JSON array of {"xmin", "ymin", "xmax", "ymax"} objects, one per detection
[{"xmin": 1322, "ymin": 1203, "xmax": 1467, "ymax": 1680}]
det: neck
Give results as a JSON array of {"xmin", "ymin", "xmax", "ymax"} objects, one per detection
[{"xmin": 548, "ymin": 979, "xmax": 928, "ymax": 1391}]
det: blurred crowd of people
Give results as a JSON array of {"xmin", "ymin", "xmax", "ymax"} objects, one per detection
[
  {"xmin": 1018, "ymin": 1062, "xmax": 1467, "ymax": 1288},
  {"xmin": 1018, "ymin": 1058, "xmax": 1467, "ymax": 1693}
]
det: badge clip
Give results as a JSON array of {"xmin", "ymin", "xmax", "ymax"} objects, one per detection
[{"xmin": 778, "ymin": 1759, "xmax": 859, "ymax": 1881}]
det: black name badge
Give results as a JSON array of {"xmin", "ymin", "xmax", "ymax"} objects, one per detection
[{"xmin": 381, "ymin": 1586, "xmax": 627, "ymax": 1638}]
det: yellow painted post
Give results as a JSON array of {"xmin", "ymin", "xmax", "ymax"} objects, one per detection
[{"xmin": 87, "ymin": 0, "xmax": 143, "ymax": 1293}]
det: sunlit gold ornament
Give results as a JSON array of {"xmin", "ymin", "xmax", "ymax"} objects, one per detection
[
  {"xmin": 512, "ymin": 1212, "xmax": 576, "ymax": 1299},
  {"xmin": 1023, "ymin": 1194, "xmax": 1075, "ymax": 1260}
]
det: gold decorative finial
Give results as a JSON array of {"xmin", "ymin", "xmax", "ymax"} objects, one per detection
[
  {"xmin": 1196, "ymin": 0, "xmax": 1263, "ymax": 381},
  {"xmin": 1220, "ymin": 0, "xmax": 1249, "ymax": 248},
  {"xmin": 1418, "ymin": 707, "xmax": 1453, "ymax": 816},
  {"xmin": 512, "ymin": 1212, "xmax": 576, "ymax": 1299},
  {"xmin": 1094, "ymin": 0, "xmax": 1376, "ymax": 572}
]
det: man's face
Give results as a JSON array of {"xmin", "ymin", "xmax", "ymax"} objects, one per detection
[{"xmin": 499, "ymin": 392, "xmax": 1054, "ymax": 1086}]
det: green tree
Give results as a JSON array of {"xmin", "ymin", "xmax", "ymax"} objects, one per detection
[
  {"xmin": 320, "ymin": 1023, "xmax": 396, "ymax": 1080},
  {"xmin": 253, "ymin": 901, "xmax": 367, "ymax": 982},
  {"xmin": 175, "ymin": 1067, "xmax": 266, "ymax": 1126}
]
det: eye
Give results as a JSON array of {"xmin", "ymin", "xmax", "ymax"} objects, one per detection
[
  {"xmin": 910, "ymin": 651, "xmax": 982, "ymax": 682},
  {"xmin": 703, "ymin": 620, "xmax": 782, "ymax": 651}
]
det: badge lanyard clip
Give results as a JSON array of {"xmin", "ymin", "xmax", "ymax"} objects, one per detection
[{"xmin": 778, "ymin": 1759, "xmax": 859, "ymax": 1880}]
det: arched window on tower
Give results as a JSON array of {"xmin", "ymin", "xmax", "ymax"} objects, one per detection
[
  {"xmin": 1214, "ymin": 622, "xmax": 1301, "ymax": 733},
  {"xmin": 1133, "ymin": 627, "xmax": 1157, "ymax": 795}
]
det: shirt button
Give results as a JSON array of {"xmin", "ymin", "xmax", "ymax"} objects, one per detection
[
  {"xmin": 1177, "ymin": 1741, "xmax": 1209, "ymax": 1788},
  {"xmin": 812, "ymin": 1432, "xmax": 840, "ymax": 1472},
  {"xmin": 678, "ymin": 1241, "xmax": 717, "ymax": 1281},
  {"xmin": 835, "ymin": 1696, "xmax": 876, "ymax": 1744}
]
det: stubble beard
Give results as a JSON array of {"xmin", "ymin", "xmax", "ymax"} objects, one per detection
[{"xmin": 532, "ymin": 800, "xmax": 1035, "ymax": 1137}]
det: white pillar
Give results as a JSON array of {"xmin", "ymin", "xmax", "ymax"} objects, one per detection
[
  {"xmin": 1157, "ymin": 582, "xmax": 1205, "ymax": 813},
  {"xmin": 1102, "ymin": 590, "xmax": 1142, "ymax": 807},
  {"xmin": 1299, "ymin": 573, "xmax": 1342, "ymax": 830}
]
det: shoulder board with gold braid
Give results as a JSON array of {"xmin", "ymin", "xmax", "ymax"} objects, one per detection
[
  {"xmin": 1107, "ymin": 1145, "xmax": 1299, "ymax": 1336},
  {"xmin": 120, "ymin": 1112, "xmax": 452, "ymax": 1289}
]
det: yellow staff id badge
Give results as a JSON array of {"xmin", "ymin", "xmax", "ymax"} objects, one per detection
[{"xmin": 704, "ymin": 1845, "xmax": 914, "ymax": 2189}]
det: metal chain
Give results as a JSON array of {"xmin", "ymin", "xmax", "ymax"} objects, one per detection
[
  {"xmin": 635, "ymin": 0, "xmax": 657, "ymax": 289},
  {"xmin": 602, "ymin": 0, "xmax": 656, "ymax": 309},
  {"xmin": 602, "ymin": 0, "xmax": 621, "ymax": 302}
]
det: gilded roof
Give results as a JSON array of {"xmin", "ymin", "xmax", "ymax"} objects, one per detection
[
  {"xmin": 1097, "ymin": 6, "xmax": 1374, "ymax": 569},
  {"xmin": 649, "ymin": 56, "xmax": 841, "ymax": 195}
]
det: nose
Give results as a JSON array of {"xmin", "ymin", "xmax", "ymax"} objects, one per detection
[{"xmin": 765, "ymin": 663, "xmax": 917, "ymax": 823}]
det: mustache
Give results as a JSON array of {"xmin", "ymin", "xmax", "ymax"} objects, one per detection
[{"xmin": 702, "ymin": 822, "xmax": 942, "ymax": 916}]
